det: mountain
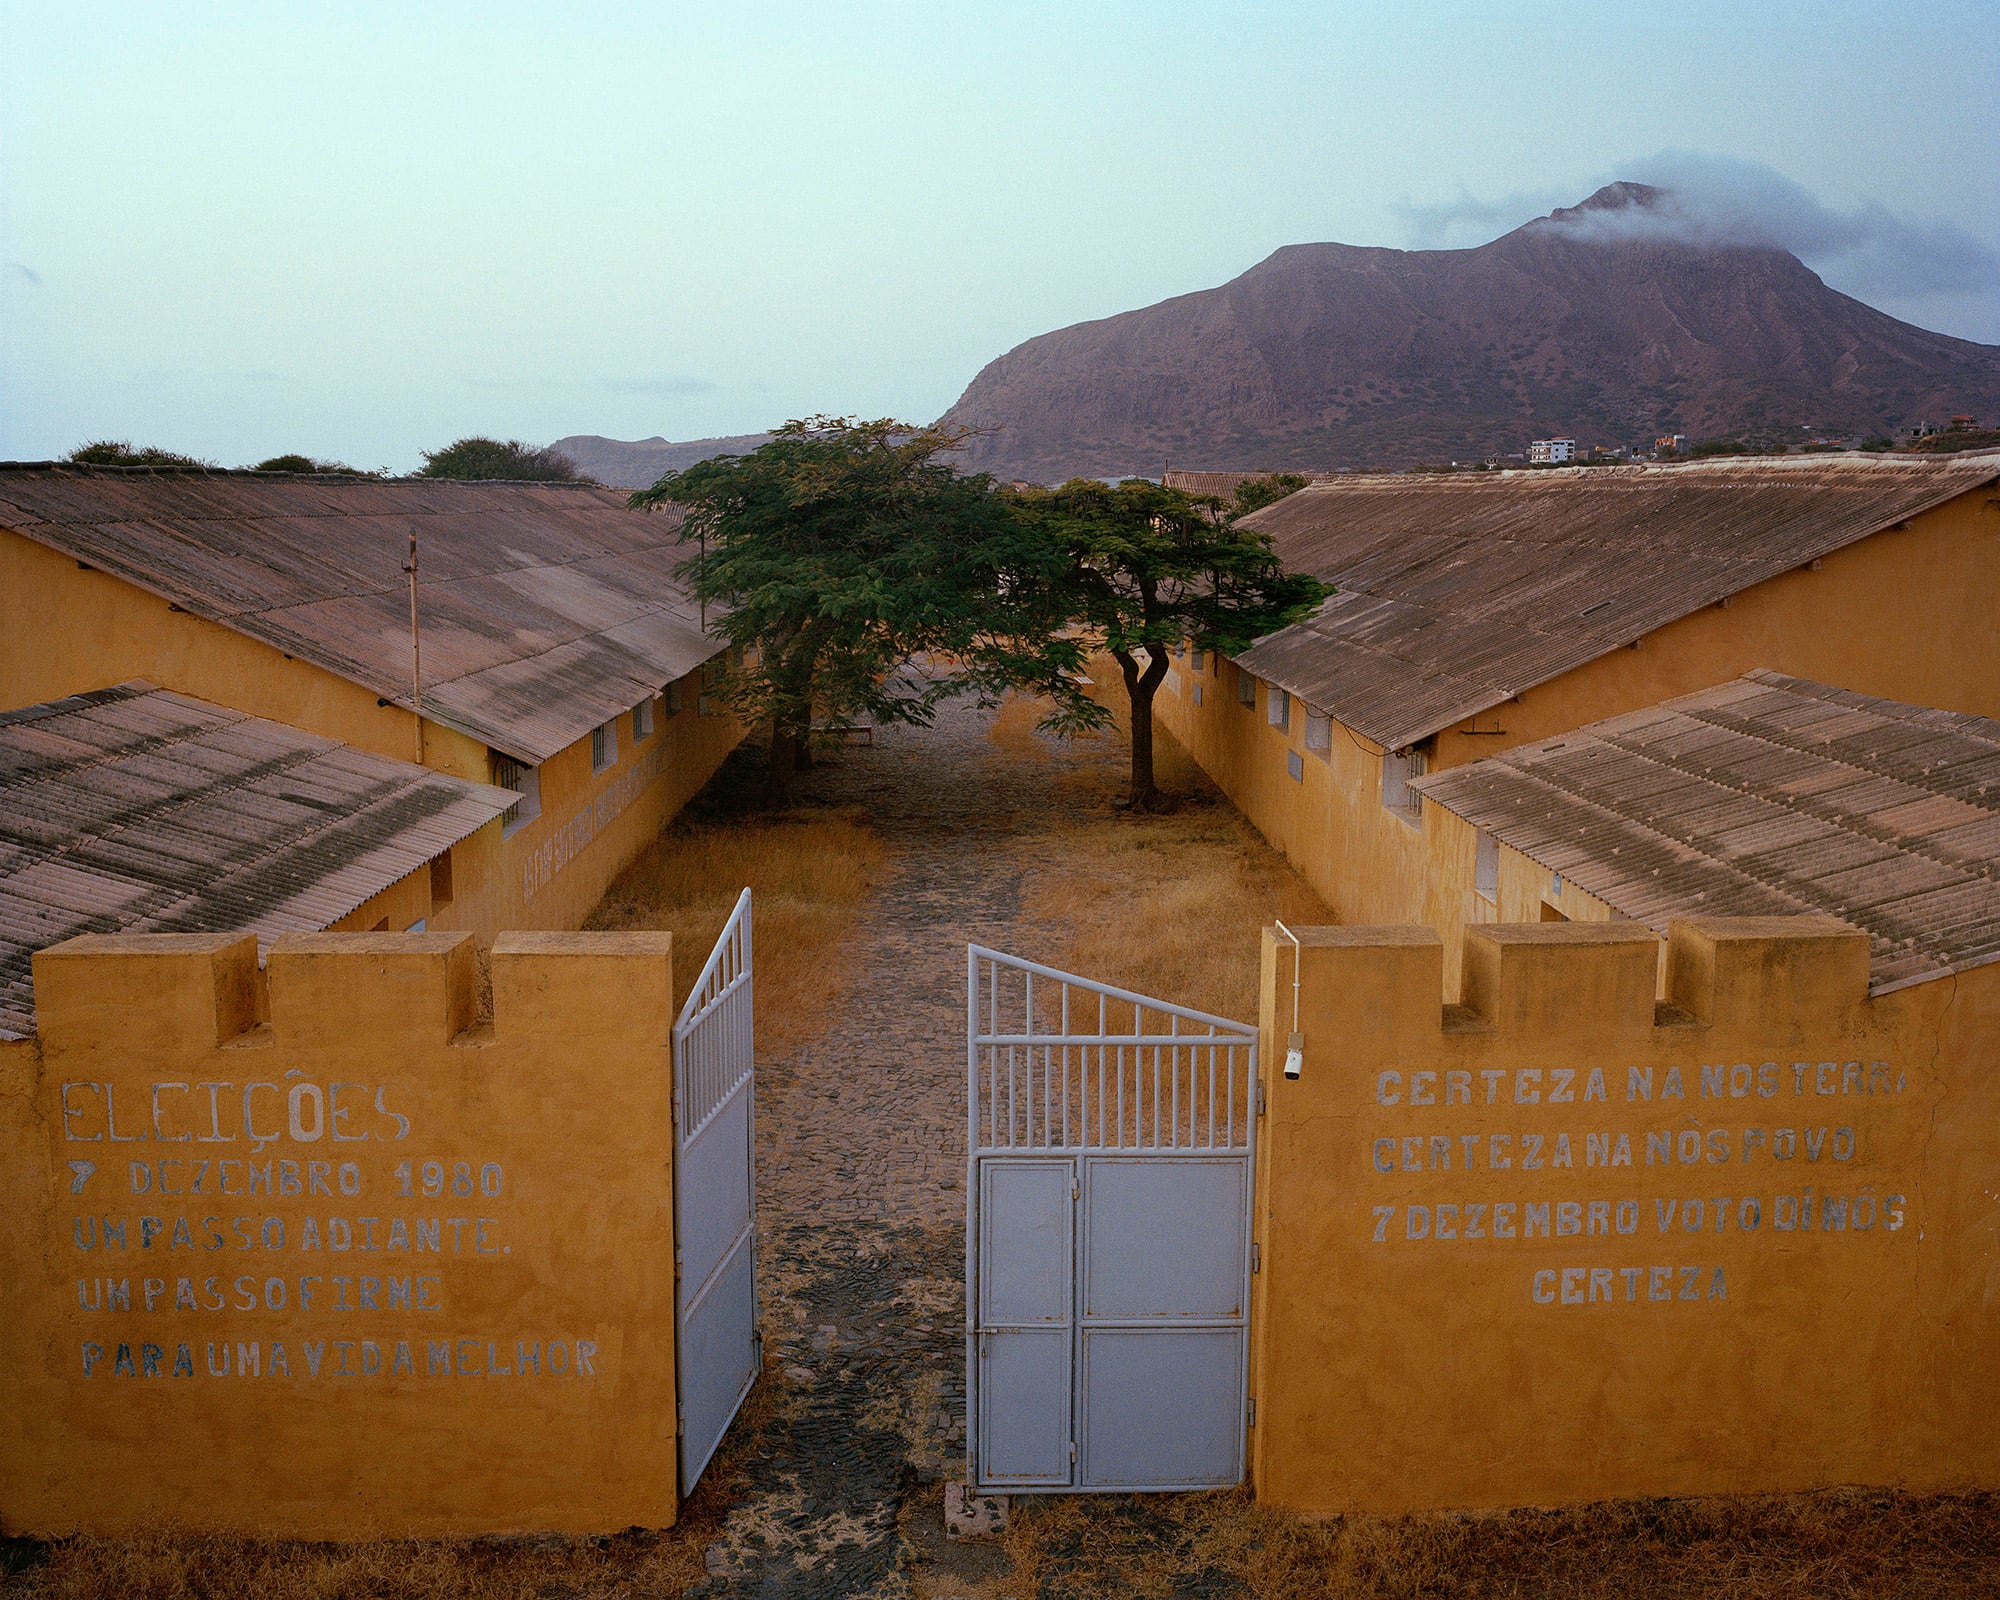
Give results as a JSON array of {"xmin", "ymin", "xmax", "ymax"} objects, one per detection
[
  {"xmin": 938, "ymin": 183, "xmax": 2000, "ymax": 481},
  {"xmin": 549, "ymin": 432, "xmax": 774, "ymax": 489}
]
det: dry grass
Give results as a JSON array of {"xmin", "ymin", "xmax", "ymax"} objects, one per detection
[
  {"xmin": 994, "ymin": 695, "xmax": 1328, "ymax": 1025},
  {"xmin": 999, "ymin": 1483, "xmax": 2000, "ymax": 1599},
  {"xmin": 584, "ymin": 809, "xmax": 889, "ymax": 1054}
]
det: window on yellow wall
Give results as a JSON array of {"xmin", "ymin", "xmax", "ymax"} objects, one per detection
[
  {"xmin": 494, "ymin": 756, "xmax": 542, "ymax": 838},
  {"xmin": 665, "ymin": 678, "xmax": 684, "ymax": 716},
  {"xmin": 1267, "ymin": 686, "xmax": 1290, "ymax": 731},
  {"xmin": 429, "ymin": 850, "xmax": 454, "ymax": 907},
  {"xmin": 591, "ymin": 718, "xmax": 619, "ymax": 774},
  {"xmin": 1475, "ymin": 829, "xmax": 1499, "ymax": 900},
  {"xmin": 632, "ymin": 698, "xmax": 655, "ymax": 742},
  {"xmin": 1381, "ymin": 746, "xmax": 1426, "ymax": 823},
  {"xmin": 1304, "ymin": 708, "xmax": 1332, "ymax": 755},
  {"xmin": 1237, "ymin": 666, "xmax": 1256, "ymax": 707},
  {"xmin": 1193, "ymin": 684, "xmax": 1204, "ymax": 706},
  {"xmin": 1190, "ymin": 649, "xmax": 1206, "ymax": 672}
]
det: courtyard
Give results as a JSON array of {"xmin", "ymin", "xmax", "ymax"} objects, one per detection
[{"xmin": 9, "ymin": 695, "xmax": 1995, "ymax": 1600}]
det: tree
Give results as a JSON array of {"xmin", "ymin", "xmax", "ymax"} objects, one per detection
[
  {"xmin": 1006, "ymin": 479, "xmax": 1326, "ymax": 811},
  {"xmin": 630, "ymin": 417, "xmax": 1063, "ymax": 807},
  {"xmin": 66, "ymin": 440, "xmax": 214, "ymax": 468},
  {"xmin": 250, "ymin": 453, "xmax": 369, "ymax": 475},
  {"xmin": 1230, "ymin": 472, "xmax": 1308, "ymax": 518},
  {"xmin": 416, "ymin": 437, "xmax": 589, "ymax": 482}
]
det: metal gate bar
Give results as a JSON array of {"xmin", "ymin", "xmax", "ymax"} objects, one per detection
[
  {"xmin": 966, "ymin": 945, "xmax": 1258, "ymax": 1493},
  {"xmin": 674, "ymin": 887, "xmax": 760, "ymax": 1498}
]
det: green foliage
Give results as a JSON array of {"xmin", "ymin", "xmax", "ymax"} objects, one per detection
[
  {"xmin": 1003, "ymin": 478, "xmax": 1327, "ymax": 806},
  {"xmin": 1230, "ymin": 472, "xmax": 1308, "ymax": 517},
  {"xmin": 416, "ymin": 437, "xmax": 589, "ymax": 482},
  {"xmin": 250, "ymin": 453, "xmax": 369, "ymax": 475},
  {"xmin": 65, "ymin": 440, "xmax": 214, "ymax": 468},
  {"xmin": 631, "ymin": 417, "xmax": 1063, "ymax": 805}
]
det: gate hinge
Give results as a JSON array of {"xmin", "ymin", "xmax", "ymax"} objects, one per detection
[
  {"xmin": 1250, "ymin": 1242, "xmax": 1261, "ymax": 1273},
  {"xmin": 1071, "ymin": 1180, "xmax": 1081, "ymax": 1201},
  {"xmin": 1256, "ymin": 1080, "xmax": 1267, "ymax": 1117},
  {"xmin": 1247, "ymin": 1398, "xmax": 1256, "ymax": 1428},
  {"xmin": 1069, "ymin": 1440, "xmax": 1078, "ymax": 1464},
  {"xmin": 675, "ymin": 1405, "xmax": 685, "ymax": 1437}
]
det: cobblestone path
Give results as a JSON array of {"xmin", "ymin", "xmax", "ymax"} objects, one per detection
[{"xmin": 686, "ymin": 697, "xmax": 1123, "ymax": 1600}]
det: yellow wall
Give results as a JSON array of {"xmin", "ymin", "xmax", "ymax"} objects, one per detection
[
  {"xmin": 1151, "ymin": 486, "xmax": 2000, "ymax": 949},
  {"xmin": 1422, "ymin": 804, "xmax": 1633, "ymax": 999},
  {"xmin": 0, "ymin": 929, "xmax": 680, "ymax": 1537},
  {"xmin": 0, "ymin": 528, "xmax": 743, "ymax": 941},
  {"xmin": 487, "ymin": 687, "xmax": 742, "ymax": 934},
  {"xmin": 0, "ymin": 531, "xmax": 487, "ymax": 779},
  {"xmin": 1251, "ymin": 916, "xmax": 2000, "ymax": 1513}
]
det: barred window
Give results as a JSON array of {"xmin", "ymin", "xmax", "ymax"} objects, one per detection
[
  {"xmin": 1381, "ymin": 746, "xmax": 1427, "ymax": 822},
  {"xmin": 494, "ymin": 756, "xmax": 542, "ymax": 839}
]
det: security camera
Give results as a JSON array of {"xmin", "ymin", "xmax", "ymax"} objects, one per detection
[{"xmin": 1284, "ymin": 1031, "xmax": 1304, "ymax": 1079}]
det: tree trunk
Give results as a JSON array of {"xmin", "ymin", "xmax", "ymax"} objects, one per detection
[
  {"xmin": 1115, "ymin": 646, "xmax": 1174, "ymax": 811},
  {"xmin": 764, "ymin": 716, "xmax": 796, "ymax": 808}
]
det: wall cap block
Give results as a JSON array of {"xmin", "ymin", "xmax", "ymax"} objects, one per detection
[
  {"xmin": 491, "ymin": 931, "xmax": 674, "ymax": 1047},
  {"xmin": 1460, "ymin": 920, "xmax": 1660, "ymax": 1036},
  {"xmin": 1465, "ymin": 921, "xmax": 1660, "ymax": 952},
  {"xmin": 30, "ymin": 931, "xmax": 260, "ymax": 1050},
  {"xmin": 1270, "ymin": 924, "xmax": 1441, "ymax": 950},
  {"xmin": 1671, "ymin": 914, "xmax": 1860, "ymax": 945},
  {"xmin": 493, "ymin": 932, "xmax": 676, "ymax": 958},
  {"xmin": 266, "ymin": 931, "xmax": 478, "ymax": 1045},
  {"xmin": 268, "ymin": 931, "xmax": 471, "ymax": 957},
  {"xmin": 1665, "ymin": 914, "xmax": 1871, "ymax": 1028},
  {"xmin": 36, "ymin": 932, "xmax": 250, "ymax": 958}
]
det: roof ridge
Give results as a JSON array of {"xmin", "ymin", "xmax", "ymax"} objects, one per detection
[{"xmin": 0, "ymin": 460, "xmax": 618, "ymax": 487}]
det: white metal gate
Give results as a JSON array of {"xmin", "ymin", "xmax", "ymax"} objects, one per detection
[
  {"xmin": 673, "ymin": 887, "xmax": 761, "ymax": 1497},
  {"xmin": 965, "ymin": 946, "xmax": 1258, "ymax": 1493}
]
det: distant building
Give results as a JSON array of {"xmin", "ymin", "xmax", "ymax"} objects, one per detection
[
  {"xmin": 1528, "ymin": 438, "xmax": 1576, "ymax": 464},
  {"xmin": 1654, "ymin": 433, "xmax": 1688, "ymax": 454},
  {"xmin": 1949, "ymin": 415, "xmax": 1977, "ymax": 432}
]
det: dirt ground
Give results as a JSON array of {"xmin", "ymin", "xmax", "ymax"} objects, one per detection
[{"xmin": 7, "ymin": 695, "xmax": 1996, "ymax": 1599}]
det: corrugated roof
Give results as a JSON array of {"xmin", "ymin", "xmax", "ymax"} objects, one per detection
[
  {"xmin": 1162, "ymin": 469, "xmax": 1337, "ymax": 500},
  {"xmin": 1234, "ymin": 452, "xmax": 2000, "ymax": 752},
  {"xmin": 1410, "ymin": 669, "xmax": 2000, "ymax": 995},
  {"xmin": 0, "ymin": 681, "xmax": 517, "ymax": 1038},
  {"xmin": 0, "ymin": 466, "xmax": 716, "ymax": 763}
]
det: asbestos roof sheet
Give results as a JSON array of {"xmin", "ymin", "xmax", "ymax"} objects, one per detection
[
  {"xmin": 1162, "ymin": 469, "xmax": 1338, "ymax": 500},
  {"xmin": 0, "ymin": 467, "xmax": 716, "ymax": 763},
  {"xmin": 1233, "ymin": 452, "xmax": 2000, "ymax": 752},
  {"xmin": 0, "ymin": 682, "xmax": 517, "ymax": 1038},
  {"xmin": 1410, "ymin": 670, "xmax": 2000, "ymax": 995}
]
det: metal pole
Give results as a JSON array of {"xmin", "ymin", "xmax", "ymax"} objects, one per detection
[{"xmin": 406, "ymin": 528, "xmax": 423, "ymax": 764}]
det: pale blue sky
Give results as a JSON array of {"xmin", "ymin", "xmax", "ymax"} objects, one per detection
[{"xmin": 3, "ymin": 1, "xmax": 1996, "ymax": 470}]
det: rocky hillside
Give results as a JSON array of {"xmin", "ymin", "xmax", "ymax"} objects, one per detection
[{"xmin": 938, "ymin": 184, "xmax": 2000, "ymax": 481}]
